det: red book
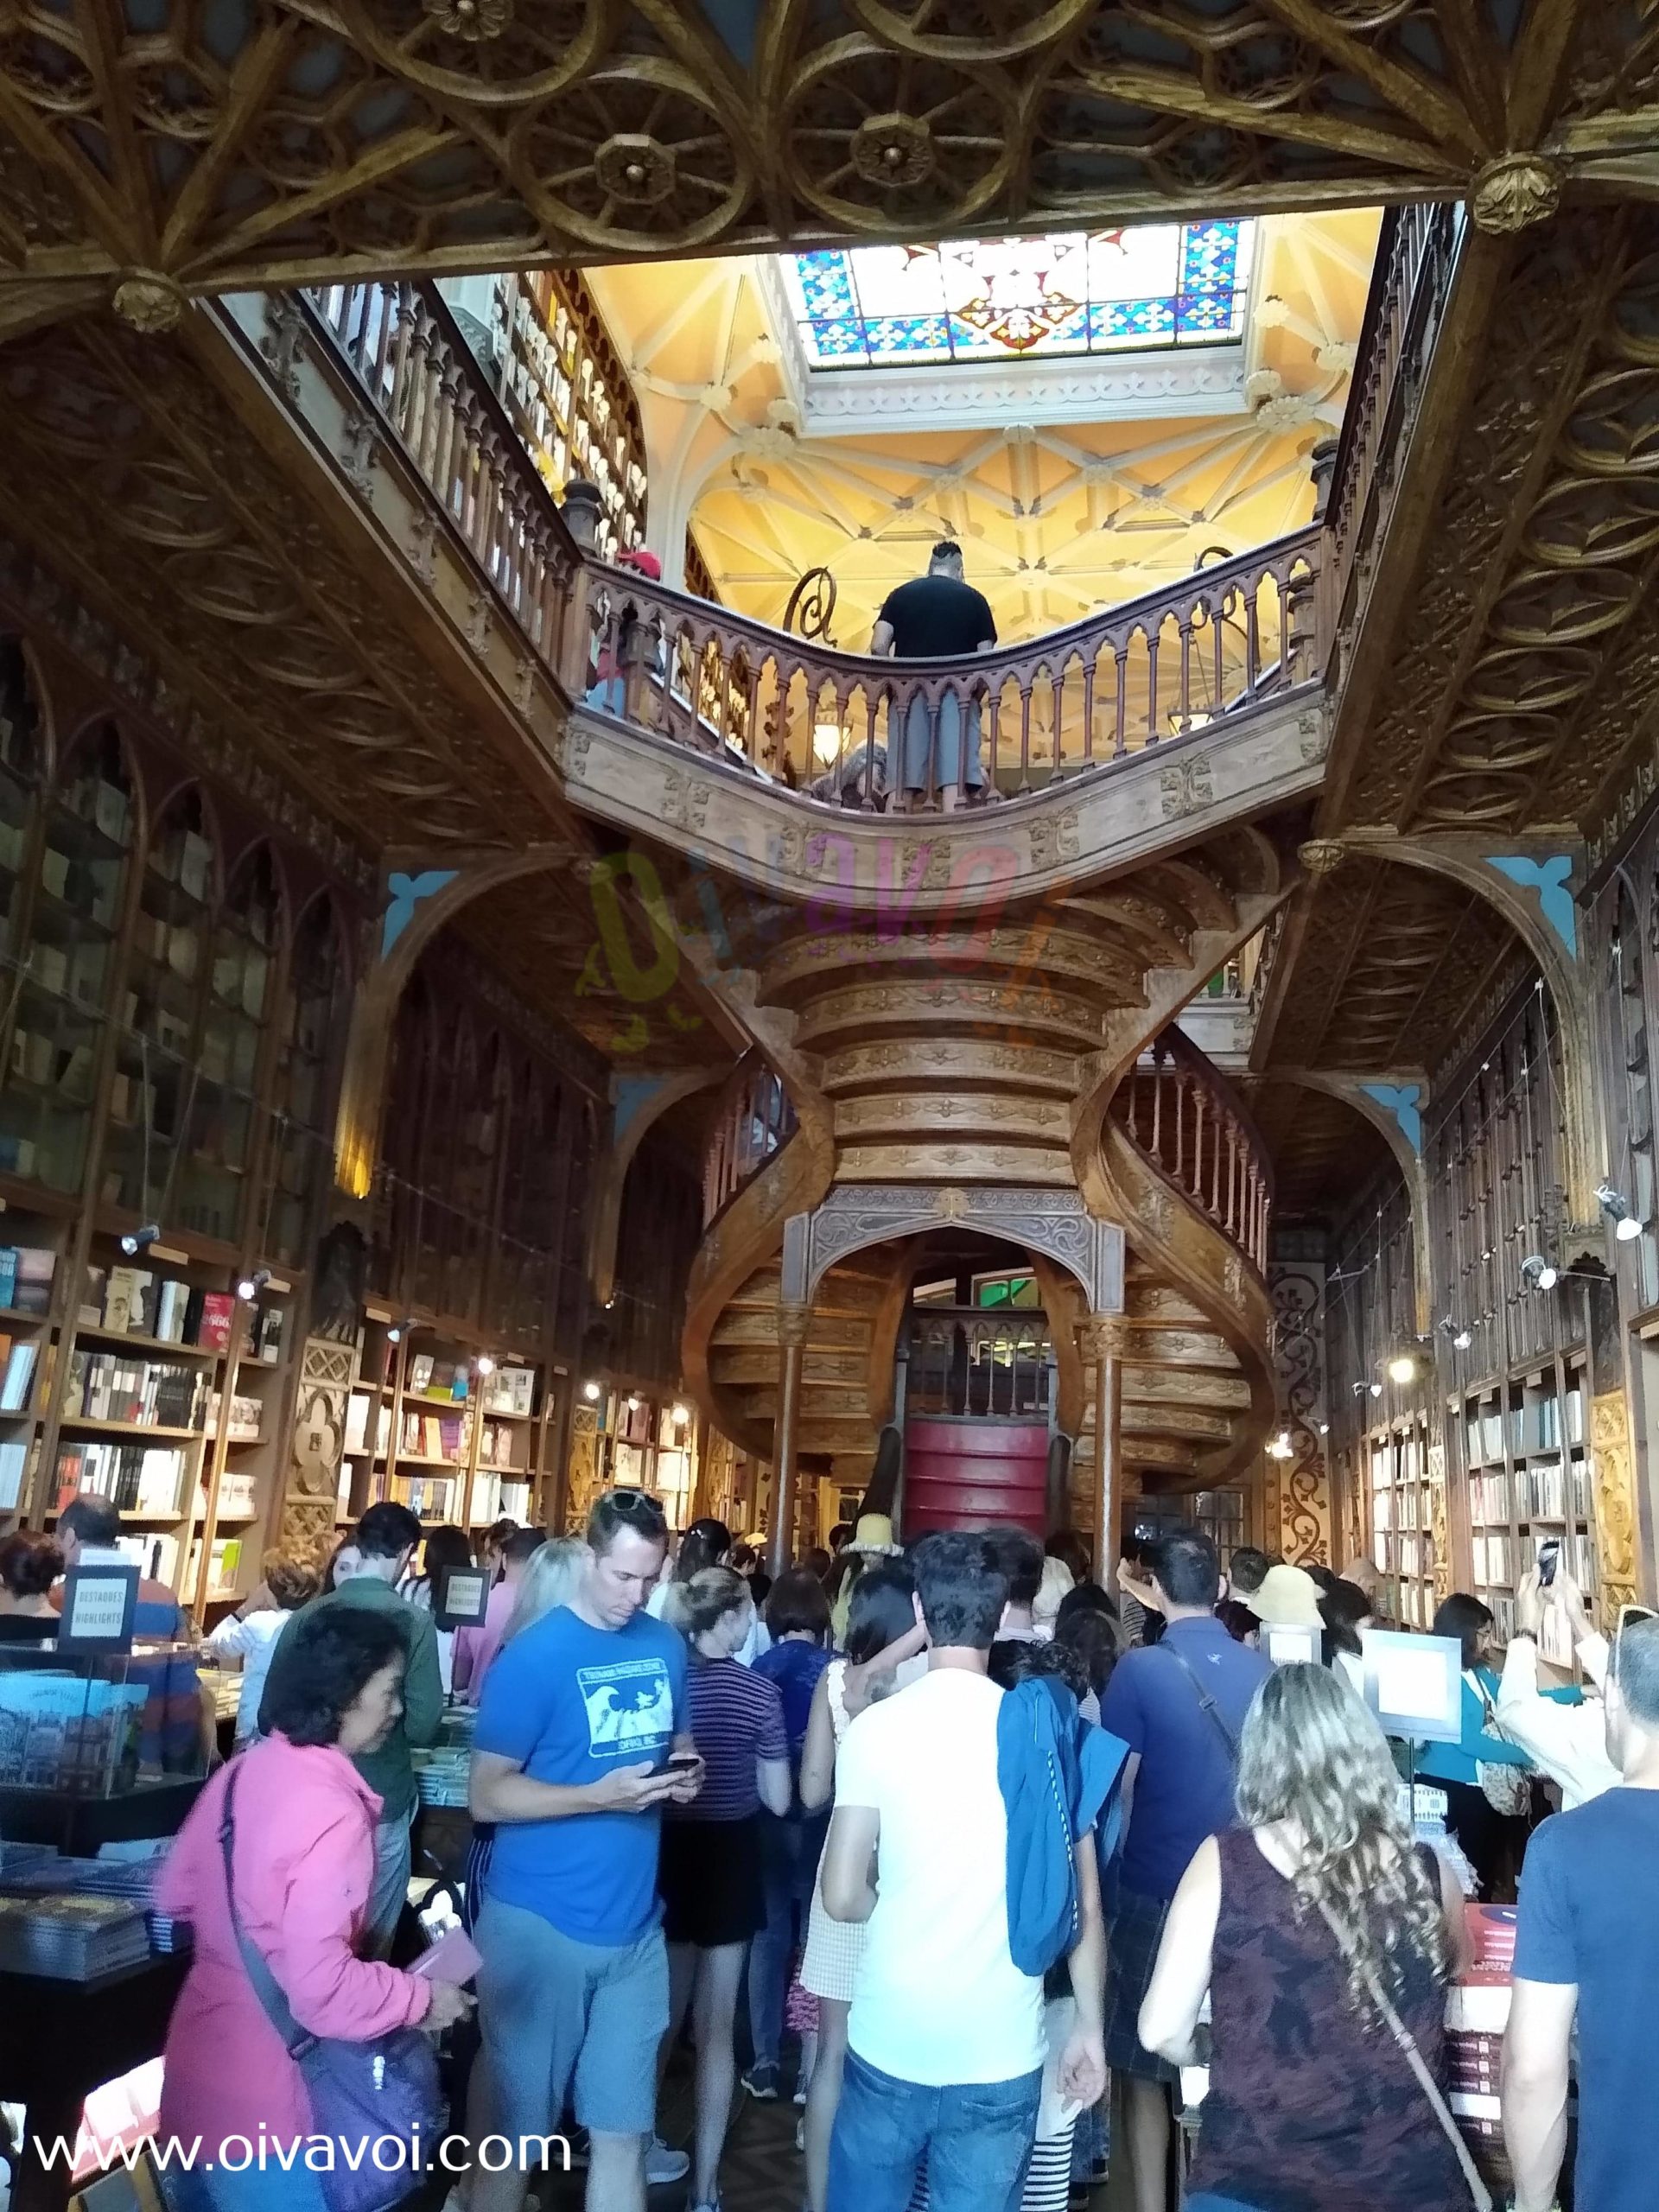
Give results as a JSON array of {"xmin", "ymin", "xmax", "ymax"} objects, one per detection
[{"xmin": 196, "ymin": 1294, "xmax": 235, "ymax": 1352}]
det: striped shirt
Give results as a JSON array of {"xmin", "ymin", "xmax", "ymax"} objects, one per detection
[{"xmin": 674, "ymin": 1656, "xmax": 787, "ymax": 1821}]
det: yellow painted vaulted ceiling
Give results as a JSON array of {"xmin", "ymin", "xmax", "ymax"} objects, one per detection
[{"xmin": 588, "ymin": 210, "xmax": 1380, "ymax": 642}]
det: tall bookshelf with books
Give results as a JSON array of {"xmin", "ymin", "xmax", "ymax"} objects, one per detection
[
  {"xmin": 345, "ymin": 1324, "xmax": 548, "ymax": 1535},
  {"xmin": 1461, "ymin": 1355, "xmax": 1596, "ymax": 1660},
  {"xmin": 594, "ymin": 1389, "xmax": 696, "ymax": 1529},
  {"xmin": 1366, "ymin": 1415, "xmax": 1438, "ymax": 1629},
  {"xmin": 0, "ymin": 1208, "xmax": 66, "ymax": 1530},
  {"xmin": 36, "ymin": 1234, "xmax": 296, "ymax": 1612}
]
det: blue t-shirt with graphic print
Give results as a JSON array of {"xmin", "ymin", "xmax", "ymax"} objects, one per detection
[{"xmin": 474, "ymin": 1605, "xmax": 688, "ymax": 1945}]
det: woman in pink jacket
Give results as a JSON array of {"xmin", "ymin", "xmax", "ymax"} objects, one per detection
[{"xmin": 157, "ymin": 1606, "xmax": 470, "ymax": 2210}]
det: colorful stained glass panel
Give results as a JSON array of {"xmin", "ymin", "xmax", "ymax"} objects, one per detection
[{"xmin": 782, "ymin": 221, "xmax": 1252, "ymax": 370}]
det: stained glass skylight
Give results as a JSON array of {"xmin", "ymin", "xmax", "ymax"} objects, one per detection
[{"xmin": 781, "ymin": 221, "xmax": 1253, "ymax": 371}]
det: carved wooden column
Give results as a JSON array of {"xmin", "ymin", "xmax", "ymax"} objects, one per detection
[
  {"xmin": 770, "ymin": 1301, "xmax": 811, "ymax": 1578},
  {"xmin": 1079, "ymin": 1316, "xmax": 1128, "ymax": 1586}
]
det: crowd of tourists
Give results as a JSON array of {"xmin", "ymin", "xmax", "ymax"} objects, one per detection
[{"xmin": 64, "ymin": 1488, "xmax": 1653, "ymax": 2212}]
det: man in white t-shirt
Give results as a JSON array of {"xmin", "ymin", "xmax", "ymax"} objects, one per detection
[{"xmin": 821, "ymin": 1530, "xmax": 1106, "ymax": 2212}]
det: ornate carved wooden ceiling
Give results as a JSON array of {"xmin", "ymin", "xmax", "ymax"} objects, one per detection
[
  {"xmin": 1334, "ymin": 204, "xmax": 1659, "ymax": 836},
  {"xmin": 0, "ymin": 310, "xmax": 560, "ymax": 849},
  {"xmin": 1242, "ymin": 1077, "xmax": 1394, "ymax": 1219},
  {"xmin": 0, "ymin": 0, "xmax": 1652, "ymax": 330},
  {"xmin": 1262, "ymin": 857, "xmax": 1522, "ymax": 1074}
]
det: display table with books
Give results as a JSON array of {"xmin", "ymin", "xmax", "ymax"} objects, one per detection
[
  {"xmin": 0, "ymin": 1847, "xmax": 189, "ymax": 2212},
  {"xmin": 0, "ymin": 1642, "xmax": 207, "ymax": 1855}
]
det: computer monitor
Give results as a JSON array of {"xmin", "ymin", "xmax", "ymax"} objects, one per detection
[{"xmin": 1361, "ymin": 1628, "xmax": 1463, "ymax": 1744}]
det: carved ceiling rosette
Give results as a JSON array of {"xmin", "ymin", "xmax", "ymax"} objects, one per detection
[
  {"xmin": 335, "ymin": 0, "xmax": 598, "ymax": 98},
  {"xmin": 844, "ymin": 0, "xmax": 1096, "ymax": 64},
  {"xmin": 517, "ymin": 59, "xmax": 751, "ymax": 252},
  {"xmin": 780, "ymin": 35, "xmax": 1017, "ymax": 232}
]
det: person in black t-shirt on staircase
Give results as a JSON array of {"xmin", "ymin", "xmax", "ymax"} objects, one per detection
[{"xmin": 871, "ymin": 541, "xmax": 997, "ymax": 810}]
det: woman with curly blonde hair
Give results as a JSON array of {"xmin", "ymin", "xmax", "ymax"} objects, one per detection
[{"xmin": 1138, "ymin": 1663, "xmax": 1475, "ymax": 2212}]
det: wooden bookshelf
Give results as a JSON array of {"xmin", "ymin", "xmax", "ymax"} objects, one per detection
[
  {"xmin": 344, "ymin": 1320, "xmax": 548, "ymax": 1535},
  {"xmin": 1460, "ymin": 1352, "xmax": 1596, "ymax": 1662},
  {"xmin": 592, "ymin": 1387, "xmax": 696, "ymax": 1529},
  {"xmin": 1366, "ymin": 1414, "xmax": 1439, "ymax": 1629}
]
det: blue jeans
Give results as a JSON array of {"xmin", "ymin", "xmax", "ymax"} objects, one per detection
[
  {"xmin": 828, "ymin": 2049, "xmax": 1042, "ymax": 2212},
  {"xmin": 165, "ymin": 2164, "xmax": 331, "ymax": 2212},
  {"xmin": 747, "ymin": 1810, "xmax": 825, "ymax": 2068}
]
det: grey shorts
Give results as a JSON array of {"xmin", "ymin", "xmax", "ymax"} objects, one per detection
[{"xmin": 475, "ymin": 1896, "xmax": 669, "ymax": 2140}]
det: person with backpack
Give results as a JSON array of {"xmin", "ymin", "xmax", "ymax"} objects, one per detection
[{"xmin": 1099, "ymin": 1530, "xmax": 1271, "ymax": 2212}]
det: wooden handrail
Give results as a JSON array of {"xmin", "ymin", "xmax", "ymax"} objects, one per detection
[
  {"xmin": 299, "ymin": 277, "xmax": 1321, "ymax": 814},
  {"xmin": 296, "ymin": 229, "xmax": 1465, "ymax": 823},
  {"xmin": 702, "ymin": 1052, "xmax": 797, "ymax": 1226},
  {"xmin": 1111, "ymin": 1029, "xmax": 1274, "ymax": 1275},
  {"xmin": 588, "ymin": 530, "xmax": 1321, "ymax": 808},
  {"xmin": 1323, "ymin": 200, "xmax": 1465, "ymax": 651}
]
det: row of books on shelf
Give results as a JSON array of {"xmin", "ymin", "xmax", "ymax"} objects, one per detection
[
  {"xmin": 194, "ymin": 1470, "xmax": 258, "ymax": 1520},
  {"xmin": 1469, "ymin": 1460, "xmax": 1592, "ymax": 1525},
  {"xmin": 1465, "ymin": 1394, "xmax": 1586, "ymax": 1465},
  {"xmin": 84, "ymin": 1268, "xmax": 284, "ymax": 1363},
  {"xmin": 54, "ymin": 1439, "xmax": 189, "ymax": 1519},
  {"xmin": 64, "ymin": 1351, "xmax": 207, "ymax": 1430},
  {"xmin": 346, "ymin": 1397, "xmax": 524, "ymax": 1469},
  {"xmin": 1471, "ymin": 1529, "xmax": 1595, "ymax": 1592},
  {"xmin": 1370, "ymin": 1491, "xmax": 1422, "ymax": 1533},
  {"xmin": 355, "ymin": 1469, "xmax": 534, "ymax": 1527},
  {"xmin": 0, "ymin": 1245, "xmax": 54, "ymax": 1313},
  {"xmin": 0, "ymin": 1337, "xmax": 39, "ymax": 1411},
  {"xmin": 205, "ymin": 1390, "xmax": 264, "ymax": 1443},
  {"xmin": 404, "ymin": 1355, "xmax": 536, "ymax": 1416},
  {"xmin": 0, "ymin": 1437, "xmax": 30, "ymax": 1510}
]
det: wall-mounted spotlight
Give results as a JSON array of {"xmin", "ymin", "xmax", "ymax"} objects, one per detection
[
  {"xmin": 1596, "ymin": 1181, "xmax": 1647, "ymax": 1243},
  {"xmin": 474, "ymin": 1354, "xmax": 496, "ymax": 1377},
  {"xmin": 1318, "ymin": 1421, "xmax": 1330, "ymax": 1436},
  {"xmin": 236, "ymin": 1267, "xmax": 272, "ymax": 1304},
  {"xmin": 1387, "ymin": 1352, "xmax": 1418, "ymax": 1385},
  {"xmin": 626, "ymin": 1394, "xmax": 640, "ymax": 1413},
  {"xmin": 1438, "ymin": 1315, "xmax": 1473, "ymax": 1351},
  {"xmin": 1521, "ymin": 1255, "xmax": 1559, "ymax": 1293},
  {"xmin": 671, "ymin": 1402, "xmax": 690, "ymax": 1427},
  {"xmin": 582, "ymin": 1379, "xmax": 601, "ymax": 1402},
  {"xmin": 1352, "ymin": 1379, "xmax": 1383, "ymax": 1400},
  {"xmin": 386, "ymin": 1316, "xmax": 418, "ymax": 1344},
  {"xmin": 121, "ymin": 1223, "xmax": 162, "ymax": 1257},
  {"xmin": 1267, "ymin": 1429, "xmax": 1293, "ymax": 1459}
]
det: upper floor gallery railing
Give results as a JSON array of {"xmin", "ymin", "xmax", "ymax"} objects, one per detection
[
  {"xmin": 307, "ymin": 199, "xmax": 1465, "ymax": 822},
  {"xmin": 1112, "ymin": 1028, "xmax": 1274, "ymax": 1276}
]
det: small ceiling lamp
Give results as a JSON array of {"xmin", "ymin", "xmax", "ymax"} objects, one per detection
[
  {"xmin": 582, "ymin": 1379, "xmax": 601, "ymax": 1402},
  {"xmin": 386, "ymin": 1316, "xmax": 418, "ymax": 1344},
  {"xmin": 1438, "ymin": 1315, "xmax": 1473, "ymax": 1351},
  {"xmin": 1595, "ymin": 1181, "xmax": 1647, "ymax": 1243},
  {"xmin": 1267, "ymin": 1429, "xmax": 1294, "ymax": 1460},
  {"xmin": 1387, "ymin": 1352, "xmax": 1417, "ymax": 1385}
]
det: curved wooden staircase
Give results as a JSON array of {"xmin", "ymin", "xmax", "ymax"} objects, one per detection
[{"xmin": 679, "ymin": 847, "xmax": 1285, "ymax": 1547}]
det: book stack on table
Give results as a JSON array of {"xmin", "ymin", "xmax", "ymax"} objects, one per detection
[
  {"xmin": 0, "ymin": 1891, "xmax": 151, "ymax": 1979},
  {"xmin": 1447, "ymin": 1903, "xmax": 1517, "ymax": 2192}
]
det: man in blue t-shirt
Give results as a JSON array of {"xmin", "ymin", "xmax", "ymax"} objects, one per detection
[
  {"xmin": 470, "ymin": 1488, "xmax": 702, "ymax": 2212},
  {"xmin": 1504, "ymin": 1613, "xmax": 1659, "ymax": 2212},
  {"xmin": 1098, "ymin": 1529, "xmax": 1270, "ymax": 2212}
]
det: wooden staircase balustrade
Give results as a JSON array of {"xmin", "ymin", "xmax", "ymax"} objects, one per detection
[{"xmin": 702, "ymin": 1055, "xmax": 798, "ymax": 1227}]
